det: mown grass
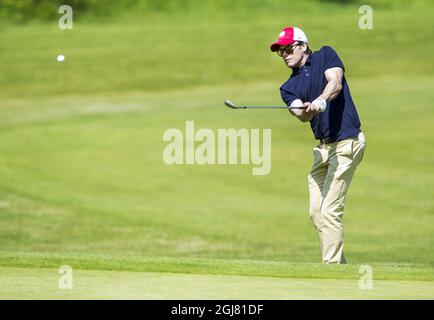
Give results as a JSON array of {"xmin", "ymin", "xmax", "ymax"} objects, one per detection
[
  {"xmin": 2, "ymin": 266, "xmax": 433, "ymax": 299},
  {"xmin": 0, "ymin": 79, "xmax": 432, "ymax": 266},
  {"xmin": 1, "ymin": 250, "xmax": 434, "ymax": 281}
]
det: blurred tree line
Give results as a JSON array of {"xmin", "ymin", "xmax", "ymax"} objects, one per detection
[
  {"xmin": 0, "ymin": 0, "xmax": 115, "ymax": 21},
  {"xmin": 0, "ymin": 0, "xmax": 380, "ymax": 22}
]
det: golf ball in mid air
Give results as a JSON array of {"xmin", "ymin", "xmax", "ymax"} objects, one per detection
[{"xmin": 57, "ymin": 55, "xmax": 65, "ymax": 62}]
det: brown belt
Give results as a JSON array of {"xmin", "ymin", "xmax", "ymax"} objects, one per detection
[{"xmin": 319, "ymin": 137, "xmax": 337, "ymax": 144}]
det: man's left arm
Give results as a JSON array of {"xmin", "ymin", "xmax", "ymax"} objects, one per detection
[
  {"xmin": 306, "ymin": 67, "xmax": 344, "ymax": 112},
  {"xmin": 319, "ymin": 67, "xmax": 344, "ymax": 101}
]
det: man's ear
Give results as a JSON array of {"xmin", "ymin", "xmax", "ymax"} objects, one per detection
[{"xmin": 301, "ymin": 43, "xmax": 308, "ymax": 53}]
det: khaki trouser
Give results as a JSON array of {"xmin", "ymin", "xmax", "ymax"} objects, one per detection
[{"xmin": 308, "ymin": 132, "xmax": 366, "ymax": 264}]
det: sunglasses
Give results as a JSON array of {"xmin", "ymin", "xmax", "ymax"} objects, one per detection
[{"xmin": 277, "ymin": 43, "xmax": 301, "ymax": 57}]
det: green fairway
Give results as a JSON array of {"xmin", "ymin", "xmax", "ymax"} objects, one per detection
[
  {"xmin": 0, "ymin": 0, "xmax": 433, "ymax": 299},
  {"xmin": 1, "ymin": 266, "xmax": 433, "ymax": 300}
]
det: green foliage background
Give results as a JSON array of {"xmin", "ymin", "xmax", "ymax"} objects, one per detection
[{"xmin": 0, "ymin": 0, "xmax": 421, "ymax": 22}]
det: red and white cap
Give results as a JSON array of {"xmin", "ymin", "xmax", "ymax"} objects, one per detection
[{"xmin": 270, "ymin": 27, "xmax": 308, "ymax": 52}]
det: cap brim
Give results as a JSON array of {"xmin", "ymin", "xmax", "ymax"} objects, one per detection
[{"xmin": 270, "ymin": 39, "xmax": 296, "ymax": 52}]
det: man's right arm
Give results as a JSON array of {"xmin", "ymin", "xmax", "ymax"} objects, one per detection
[
  {"xmin": 288, "ymin": 99, "xmax": 318, "ymax": 122},
  {"xmin": 281, "ymin": 85, "xmax": 317, "ymax": 123}
]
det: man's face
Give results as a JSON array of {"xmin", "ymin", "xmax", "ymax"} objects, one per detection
[{"xmin": 279, "ymin": 42, "xmax": 306, "ymax": 68}]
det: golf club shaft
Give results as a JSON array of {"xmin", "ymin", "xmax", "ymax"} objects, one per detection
[
  {"xmin": 239, "ymin": 106, "xmax": 305, "ymax": 109},
  {"xmin": 224, "ymin": 99, "xmax": 305, "ymax": 110}
]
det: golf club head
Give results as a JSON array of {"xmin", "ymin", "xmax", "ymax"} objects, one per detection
[
  {"xmin": 224, "ymin": 99, "xmax": 300, "ymax": 109},
  {"xmin": 224, "ymin": 99, "xmax": 242, "ymax": 109}
]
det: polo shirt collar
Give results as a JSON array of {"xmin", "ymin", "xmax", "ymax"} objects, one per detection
[{"xmin": 292, "ymin": 54, "xmax": 312, "ymax": 73}]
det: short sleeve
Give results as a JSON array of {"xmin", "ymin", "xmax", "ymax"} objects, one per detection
[
  {"xmin": 280, "ymin": 81, "xmax": 300, "ymax": 106},
  {"xmin": 322, "ymin": 46, "xmax": 345, "ymax": 71}
]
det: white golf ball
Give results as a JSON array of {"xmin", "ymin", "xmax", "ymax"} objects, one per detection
[{"xmin": 57, "ymin": 55, "xmax": 65, "ymax": 62}]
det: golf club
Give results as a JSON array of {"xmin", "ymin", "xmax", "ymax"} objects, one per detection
[{"xmin": 224, "ymin": 99, "xmax": 305, "ymax": 110}]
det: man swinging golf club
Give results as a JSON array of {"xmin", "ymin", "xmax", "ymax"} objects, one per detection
[{"xmin": 271, "ymin": 27, "xmax": 366, "ymax": 264}]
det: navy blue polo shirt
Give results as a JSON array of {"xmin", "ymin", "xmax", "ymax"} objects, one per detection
[{"xmin": 280, "ymin": 46, "xmax": 361, "ymax": 141}]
